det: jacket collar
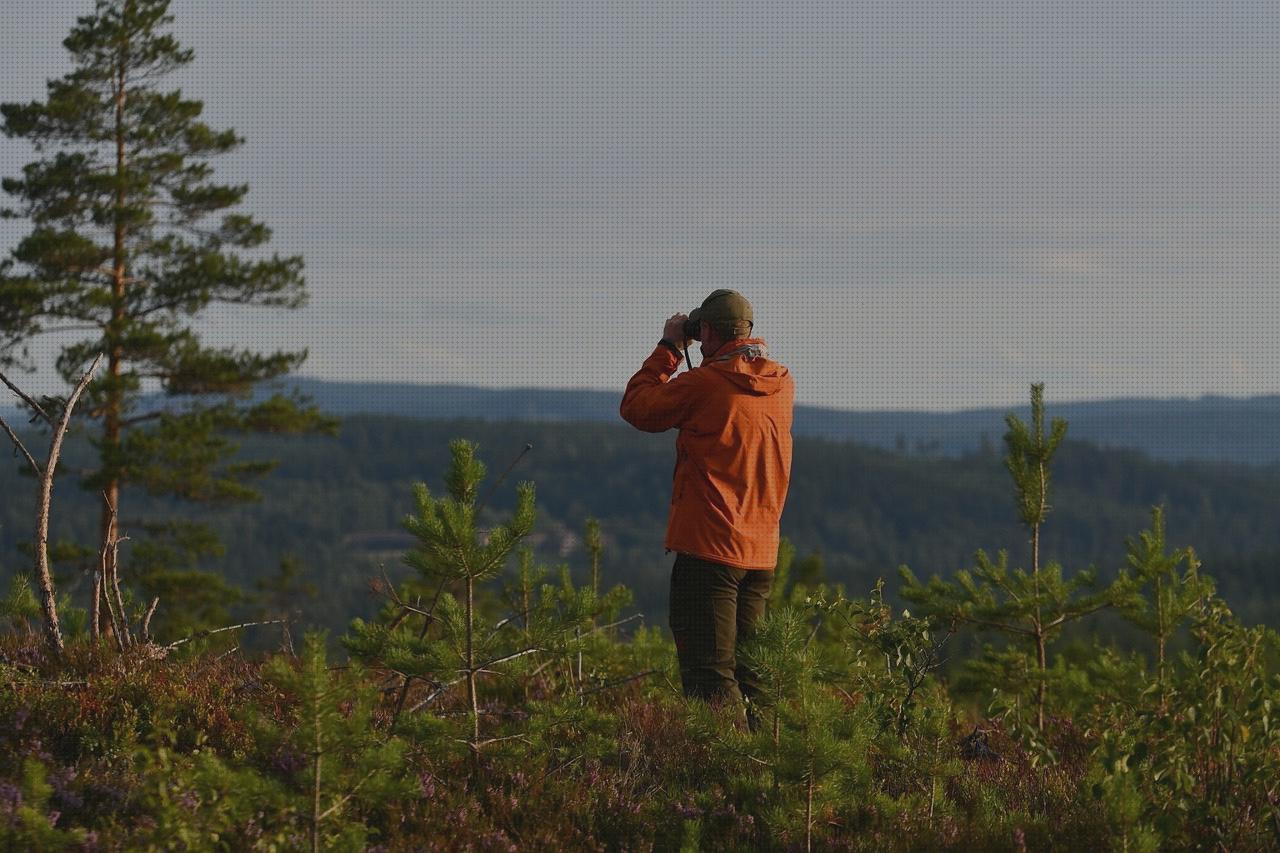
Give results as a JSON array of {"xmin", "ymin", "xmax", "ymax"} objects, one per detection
[{"xmin": 705, "ymin": 337, "xmax": 769, "ymax": 363}]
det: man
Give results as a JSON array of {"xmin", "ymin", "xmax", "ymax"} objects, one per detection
[{"xmin": 619, "ymin": 289, "xmax": 795, "ymax": 721}]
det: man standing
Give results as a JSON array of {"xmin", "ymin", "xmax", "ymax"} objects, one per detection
[{"xmin": 620, "ymin": 289, "xmax": 795, "ymax": 721}]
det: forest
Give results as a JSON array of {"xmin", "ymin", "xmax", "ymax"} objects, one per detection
[{"xmin": 5, "ymin": 409, "xmax": 1280, "ymax": 640}]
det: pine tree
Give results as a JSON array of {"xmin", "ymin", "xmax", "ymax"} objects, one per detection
[
  {"xmin": 0, "ymin": 0, "xmax": 334, "ymax": 640},
  {"xmin": 720, "ymin": 605, "xmax": 870, "ymax": 852},
  {"xmin": 254, "ymin": 633, "xmax": 412, "ymax": 852},
  {"xmin": 346, "ymin": 439, "xmax": 536, "ymax": 756},
  {"xmin": 900, "ymin": 384, "xmax": 1130, "ymax": 733},
  {"xmin": 1116, "ymin": 506, "xmax": 1213, "ymax": 701}
]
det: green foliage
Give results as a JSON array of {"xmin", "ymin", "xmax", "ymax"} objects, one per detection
[
  {"xmin": 0, "ymin": 574, "xmax": 87, "ymax": 642},
  {"xmin": 701, "ymin": 604, "xmax": 874, "ymax": 850},
  {"xmin": 0, "ymin": 574, "xmax": 41, "ymax": 634},
  {"xmin": 400, "ymin": 440, "xmax": 536, "ymax": 587},
  {"xmin": 1089, "ymin": 597, "xmax": 1280, "ymax": 851},
  {"xmin": 816, "ymin": 580, "xmax": 953, "ymax": 740},
  {"xmin": 250, "ymin": 632, "xmax": 413, "ymax": 851},
  {"xmin": 1002, "ymin": 382, "xmax": 1068, "ymax": 533},
  {"xmin": 342, "ymin": 439, "xmax": 643, "ymax": 761},
  {"xmin": 374, "ymin": 439, "xmax": 535, "ymax": 750},
  {"xmin": 1115, "ymin": 505, "xmax": 1214, "ymax": 693}
]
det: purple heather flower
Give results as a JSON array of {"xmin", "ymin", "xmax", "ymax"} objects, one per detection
[
  {"xmin": 0, "ymin": 782, "xmax": 22, "ymax": 814},
  {"xmin": 673, "ymin": 801, "xmax": 700, "ymax": 820}
]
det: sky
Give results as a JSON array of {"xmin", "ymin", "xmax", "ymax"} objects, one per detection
[{"xmin": 1, "ymin": 0, "xmax": 1278, "ymax": 412}]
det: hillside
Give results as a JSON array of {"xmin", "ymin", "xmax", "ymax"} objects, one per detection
[{"xmin": 2, "ymin": 413, "xmax": 1278, "ymax": 635}]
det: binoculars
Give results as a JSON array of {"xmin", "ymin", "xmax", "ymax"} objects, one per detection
[{"xmin": 682, "ymin": 317, "xmax": 703, "ymax": 341}]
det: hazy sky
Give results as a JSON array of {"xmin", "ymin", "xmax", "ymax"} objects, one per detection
[{"xmin": 2, "ymin": 1, "xmax": 1278, "ymax": 411}]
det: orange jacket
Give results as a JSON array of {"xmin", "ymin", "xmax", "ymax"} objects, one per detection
[{"xmin": 620, "ymin": 337, "xmax": 794, "ymax": 570}]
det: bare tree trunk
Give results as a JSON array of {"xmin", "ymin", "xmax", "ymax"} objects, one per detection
[
  {"xmin": 1032, "ymin": 511, "xmax": 1045, "ymax": 731},
  {"xmin": 311, "ymin": 700, "xmax": 322, "ymax": 853},
  {"xmin": 90, "ymin": 570, "xmax": 102, "ymax": 638},
  {"xmin": 466, "ymin": 574, "xmax": 480, "ymax": 748},
  {"xmin": 1035, "ymin": 631, "xmax": 1047, "ymax": 731},
  {"xmin": 32, "ymin": 355, "xmax": 104, "ymax": 653},
  {"xmin": 805, "ymin": 772, "xmax": 814, "ymax": 853},
  {"xmin": 1155, "ymin": 574, "xmax": 1167, "ymax": 694},
  {"xmin": 98, "ymin": 494, "xmax": 132, "ymax": 649},
  {"xmin": 109, "ymin": 517, "xmax": 131, "ymax": 648},
  {"xmin": 98, "ymin": 484, "xmax": 121, "ymax": 642}
]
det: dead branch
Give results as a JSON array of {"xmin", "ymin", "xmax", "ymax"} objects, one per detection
[
  {"xmin": 98, "ymin": 493, "xmax": 132, "ymax": 649},
  {"xmin": 141, "ymin": 596, "xmax": 160, "ymax": 643},
  {"xmin": 464, "ymin": 733, "xmax": 531, "ymax": 750},
  {"xmin": 0, "ymin": 369, "xmax": 52, "ymax": 425},
  {"xmin": 474, "ymin": 442, "xmax": 533, "ymax": 519},
  {"xmin": 316, "ymin": 768, "xmax": 381, "ymax": 822},
  {"xmin": 90, "ymin": 569, "xmax": 102, "ymax": 638},
  {"xmin": 100, "ymin": 577, "xmax": 127, "ymax": 654},
  {"xmin": 32, "ymin": 353, "xmax": 103, "ymax": 653},
  {"xmin": 579, "ymin": 668, "xmax": 659, "ymax": 697},
  {"xmin": 0, "ymin": 414, "xmax": 40, "ymax": 475},
  {"xmin": 405, "ymin": 647, "xmax": 544, "ymax": 713},
  {"xmin": 108, "ymin": 518, "xmax": 131, "ymax": 647},
  {"xmin": 585, "ymin": 613, "xmax": 644, "ymax": 636}
]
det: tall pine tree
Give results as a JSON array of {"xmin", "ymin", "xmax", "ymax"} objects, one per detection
[{"xmin": 0, "ymin": 0, "xmax": 333, "ymax": 640}]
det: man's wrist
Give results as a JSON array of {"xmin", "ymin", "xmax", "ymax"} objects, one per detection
[{"xmin": 659, "ymin": 338, "xmax": 683, "ymax": 357}]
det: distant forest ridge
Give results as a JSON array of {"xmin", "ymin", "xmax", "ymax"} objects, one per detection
[
  {"xmin": 25, "ymin": 377, "xmax": 1278, "ymax": 466},
  {"xmin": 3, "ymin": 413, "xmax": 1280, "ymax": 635},
  {"xmin": 263, "ymin": 379, "xmax": 1280, "ymax": 468}
]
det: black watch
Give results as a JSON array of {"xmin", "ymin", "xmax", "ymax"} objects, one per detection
[{"xmin": 659, "ymin": 339, "xmax": 683, "ymax": 357}]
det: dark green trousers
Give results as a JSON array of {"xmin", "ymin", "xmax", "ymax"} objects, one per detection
[{"xmin": 668, "ymin": 553, "xmax": 775, "ymax": 707}]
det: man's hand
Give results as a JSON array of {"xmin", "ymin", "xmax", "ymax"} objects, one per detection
[{"xmin": 663, "ymin": 313, "xmax": 691, "ymax": 350}]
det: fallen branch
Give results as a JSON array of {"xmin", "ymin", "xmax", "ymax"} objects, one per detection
[
  {"xmin": 579, "ymin": 668, "xmax": 659, "ymax": 697},
  {"xmin": 464, "ymin": 733, "xmax": 530, "ymax": 751},
  {"xmin": 405, "ymin": 647, "xmax": 544, "ymax": 713},
  {"xmin": 164, "ymin": 619, "xmax": 287, "ymax": 651},
  {"xmin": 585, "ymin": 613, "xmax": 644, "ymax": 636}
]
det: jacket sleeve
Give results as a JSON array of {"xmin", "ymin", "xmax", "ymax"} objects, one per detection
[{"xmin": 619, "ymin": 344, "xmax": 703, "ymax": 433}]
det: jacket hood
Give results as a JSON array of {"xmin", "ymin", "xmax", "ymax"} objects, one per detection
[{"xmin": 702, "ymin": 337, "xmax": 790, "ymax": 396}]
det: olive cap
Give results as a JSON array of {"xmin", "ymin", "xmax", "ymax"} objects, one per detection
[{"xmin": 689, "ymin": 289, "xmax": 754, "ymax": 337}]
